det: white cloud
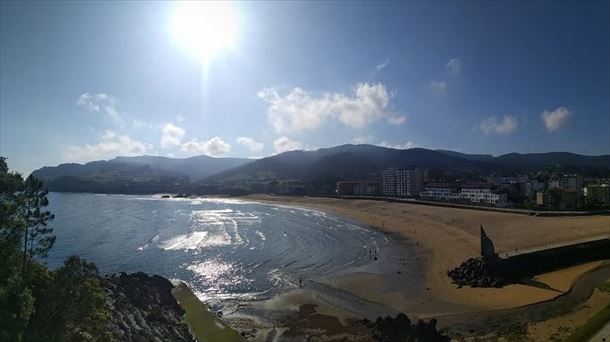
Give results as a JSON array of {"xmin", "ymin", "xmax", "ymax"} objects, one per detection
[
  {"xmin": 132, "ymin": 119, "xmax": 153, "ymax": 129},
  {"xmin": 429, "ymin": 81, "xmax": 447, "ymax": 94},
  {"xmin": 376, "ymin": 59, "xmax": 390, "ymax": 71},
  {"xmin": 236, "ymin": 137, "xmax": 264, "ymax": 153},
  {"xmin": 258, "ymin": 83, "xmax": 405, "ymax": 133},
  {"xmin": 274, "ymin": 136, "xmax": 303, "ymax": 154},
  {"xmin": 541, "ymin": 107, "xmax": 571, "ymax": 132},
  {"xmin": 63, "ymin": 133, "xmax": 152, "ymax": 163},
  {"xmin": 160, "ymin": 122, "xmax": 185, "ymax": 148},
  {"xmin": 378, "ymin": 141, "xmax": 416, "ymax": 150},
  {"xmin": 479, "ymin": 115, "xmax": 518, "ymax": 135},
  {"xmin": 181, "ymin": 136, "xmax": 232, "ymax": 157},
  {"xmin": 77, "ymin": 93, "xmax": 123, "ymax": 126},
  {"xmin": 446, "ymin": 58, "xmax": 461, "ymax": 75}
]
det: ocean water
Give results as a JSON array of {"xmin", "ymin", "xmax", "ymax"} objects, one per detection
[{"xmin": 46, "ymin": 193, "xmax": 389, "ymax": 307}]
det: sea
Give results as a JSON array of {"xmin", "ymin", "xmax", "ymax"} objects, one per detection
[{"xmin": 46, "ymin": 192, "xmax": 390, "ymax": 309}]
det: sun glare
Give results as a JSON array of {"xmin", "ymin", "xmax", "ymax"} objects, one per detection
[{"xmin": 170, "ymin": 1, "xmax": 239, "ymax": 64}]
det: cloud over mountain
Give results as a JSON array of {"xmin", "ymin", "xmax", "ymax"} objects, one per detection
[{"xmin": 258, "ymin": 83, "xmax": 405, "ymax": 133}]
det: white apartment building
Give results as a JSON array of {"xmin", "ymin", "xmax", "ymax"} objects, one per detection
[
  {"xmin": 461, "ymin": 187, "xmax": 508, "ymax": 207},
  {"xmin": 382, "ymin": 168, "xmax": 422, "ymax": 197},
  {"xmin": 419, "ymin": 184, "xmax": 508, "ymax": 207},
  {"xmin": 419, "ymin": 183, "xmax": 460, "ymax": 201}
]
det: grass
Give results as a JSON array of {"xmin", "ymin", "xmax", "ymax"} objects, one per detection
[
  {"xmin": 172, "ymin": 282, "xmax": 244, "ymax": 342},
  {"xmin": 564, "ymin": 304, "xmax": 610, "ymax": 342}
]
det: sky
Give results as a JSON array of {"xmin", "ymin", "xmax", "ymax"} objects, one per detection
[{"xmin": 1, "ymin": 1, "xmax": 609, "ymax": 175}]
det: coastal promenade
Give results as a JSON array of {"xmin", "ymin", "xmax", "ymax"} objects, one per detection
[
  {"xmin": 324, "ymin": 194, "xmax": 610, "ymax": 217},
  {"xmin": 502, "ymin": 234, "xmax": 610, "ymax": 258}
]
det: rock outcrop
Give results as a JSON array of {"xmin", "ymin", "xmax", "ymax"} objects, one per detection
[
  {"xmin": 102, "ymin": 272, "xmax": 195, "ymax": 341},
  {"xmin": 360, "ymin": 313, "xmax": 450, "ymax": 341},
  {"xmin": 447, "ymin": 257, "xmax": 506, "ymax": 288}
]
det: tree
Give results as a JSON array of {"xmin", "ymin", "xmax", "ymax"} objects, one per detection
[
  {"xmin": 0, "ymin": 157, "xmax": 35, "ymax": 339},
  {"xmin": 0, "ymin": 158, "xmax": 23, "ymax": 279},
  {"xmin": 20, "ymin": 175, "xmax": 56, "ymax": 281},
  {"xmin": 27, "ymin": 256, "xmax": 111, "ymax": 342},
  {"xmin": 1, "ymin": 158, "xmax": 112, "ymax": 341}
]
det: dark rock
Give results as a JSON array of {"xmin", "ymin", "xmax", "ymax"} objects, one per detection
[
  {"xmin": 447, "ymin": 257, "xmax": 507, "ymax": 288},
  {"xmin": 101, "ymin": 273, "xmax": 195, "ymax": 341}
]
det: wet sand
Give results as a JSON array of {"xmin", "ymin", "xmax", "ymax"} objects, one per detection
[{"xmin": 244, "ymin": 195, "xmax": 610, "ymax": 318}]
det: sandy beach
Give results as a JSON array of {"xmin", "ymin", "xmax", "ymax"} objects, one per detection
[{"xmin": 243, "ymin": 195, "xmax": 610, "ymax": 321}]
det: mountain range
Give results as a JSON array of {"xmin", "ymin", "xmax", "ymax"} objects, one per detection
[
  {"xmin": 31, "ymin": 155, "xmax": 250, "ymax": 194},
  {"xmin": 31, "ymin": 144, "xmax": 610, "ymax": 194}
]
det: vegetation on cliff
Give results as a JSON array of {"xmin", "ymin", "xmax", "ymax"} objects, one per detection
[{"xmin": 0, "ymin": 157, "xmax": 194, "ymax": 341}]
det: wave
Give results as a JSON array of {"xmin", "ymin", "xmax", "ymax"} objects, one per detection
[{"xmin": 137, "ymin": 234, "xmax": 160, "ymax": 250}]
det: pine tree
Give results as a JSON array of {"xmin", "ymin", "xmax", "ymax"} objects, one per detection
[{"xmin": 20, "ymin": 175, "xmax": 55, "ymax": 282}]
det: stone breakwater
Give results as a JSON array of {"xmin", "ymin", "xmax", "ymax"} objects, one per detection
[
  {"xmin": 447, "ymin": 257, "xmax": 506, "ymax": 288},
  {"xmin": 102, "ymin": 272, "xmax": 195, "ymax": 341},
  {"xmin": 448, "ymin": 238, "xmax": 610, "ymax": 288}
]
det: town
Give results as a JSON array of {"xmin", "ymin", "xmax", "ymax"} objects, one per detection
[{"xmin": 336, "ymin": 167, "xmax": 610, "ymax": 211}]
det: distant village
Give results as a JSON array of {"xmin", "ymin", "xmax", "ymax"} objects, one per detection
[{"xmin": 336, "ymin": 168, "xmax": 610, "ymax": 211}]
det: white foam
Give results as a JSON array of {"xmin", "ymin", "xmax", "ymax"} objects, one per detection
[
  {"xmin": 160, "ymin": 231, "xmax": 210, "ymax": 250},
  {"xmin": 137, "ymin": 234, "xmax": 160, "ymax": 250}
]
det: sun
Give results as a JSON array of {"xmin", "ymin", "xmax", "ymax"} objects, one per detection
[{"xmin": 170, "ymin": 1, "xmax": 239, "ymax": 64}]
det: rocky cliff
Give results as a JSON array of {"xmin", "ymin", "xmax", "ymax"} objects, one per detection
[{"xmin": 102, "ymin": 272, "xmax": 195, "ymax": 341}]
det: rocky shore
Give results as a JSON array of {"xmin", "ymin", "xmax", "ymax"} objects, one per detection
[{"xmin": 101, "ymin": 272, "xmax": 196, "ymax": 341}]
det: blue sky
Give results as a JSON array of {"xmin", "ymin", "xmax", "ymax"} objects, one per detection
[{"xmin": 1, "ymin": 1, "xmax": 609, "ymax": 175}]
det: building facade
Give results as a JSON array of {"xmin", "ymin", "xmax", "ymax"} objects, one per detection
[
  {"xmin": 418, "ymin": 183, "xmax": 460, "ymax": 201},
  {"xmin": 584, "ymin": 184, "xmax": 610, "ymax": 206},
  {"xmin": 419, "ymin": 183, "xmax": 507, "ymax": 207},
  {"xmin": 336, "ymin": 181, "xmax": 382, "ymax": 196},
  {"xmin": 523, "ymin": 180, "xmax": 546, "ymax": 198},
  {"xmin": 548, "ymin": 176, "xmax": 582, "ymax": 192},
  {"xmin": 382, "ymin": 168, "xmax": 422, "ymax": 197},
  {"xmin": 543, "ymin": 189, "xmax": 578, "ymax": 211},
  {"xmin": 461, "ymin": 186, "xmax": 508, "ymax": 207}
]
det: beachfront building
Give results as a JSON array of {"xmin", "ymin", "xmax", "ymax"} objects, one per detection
[
  {"xmin": 548, "ymin": 175, "xmax": 582, "ymax": 192},
  {"xmin": 560, "ymin": 176, "xmax": 582, "ymax": 192},
  {"xmin": 382, "ymin": 167, "xmax": 422, "ymax": 198},
  {"xmin": 583, "ymin": 184, "xmax": 610, "ymax": 206},
  {"xmin": 419, "ymin": 183, "xmax": 507, "ymax": 207},
  {"xmin": 522, "ymin": 180, "xmax": 546, "ymax": 198},
  {"xmin": 336, "ymin": 181, "xmax": 381, "ymax": 196},
  {"xmin": 418, "ymin": 183, "xmax": 460, "ymax": 201},
  {"xmin": 540, "ymin": 189, "xmax": 578, "ymax": 211},
  {"xmin": 536, "ymin": 192, "xmax": 545, "ymax": 206},
  {"xmin": 460, "ymin": 185, "xmax": 508, "ymax": 207},
  {"xmin": 548, "ymin": 179, "xmax": 561, "ymax": 190}
]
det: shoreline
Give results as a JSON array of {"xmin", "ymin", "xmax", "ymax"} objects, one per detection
[{"xmin": 241, "ymin": 195, "xmax": 610, "ymax": 320}]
